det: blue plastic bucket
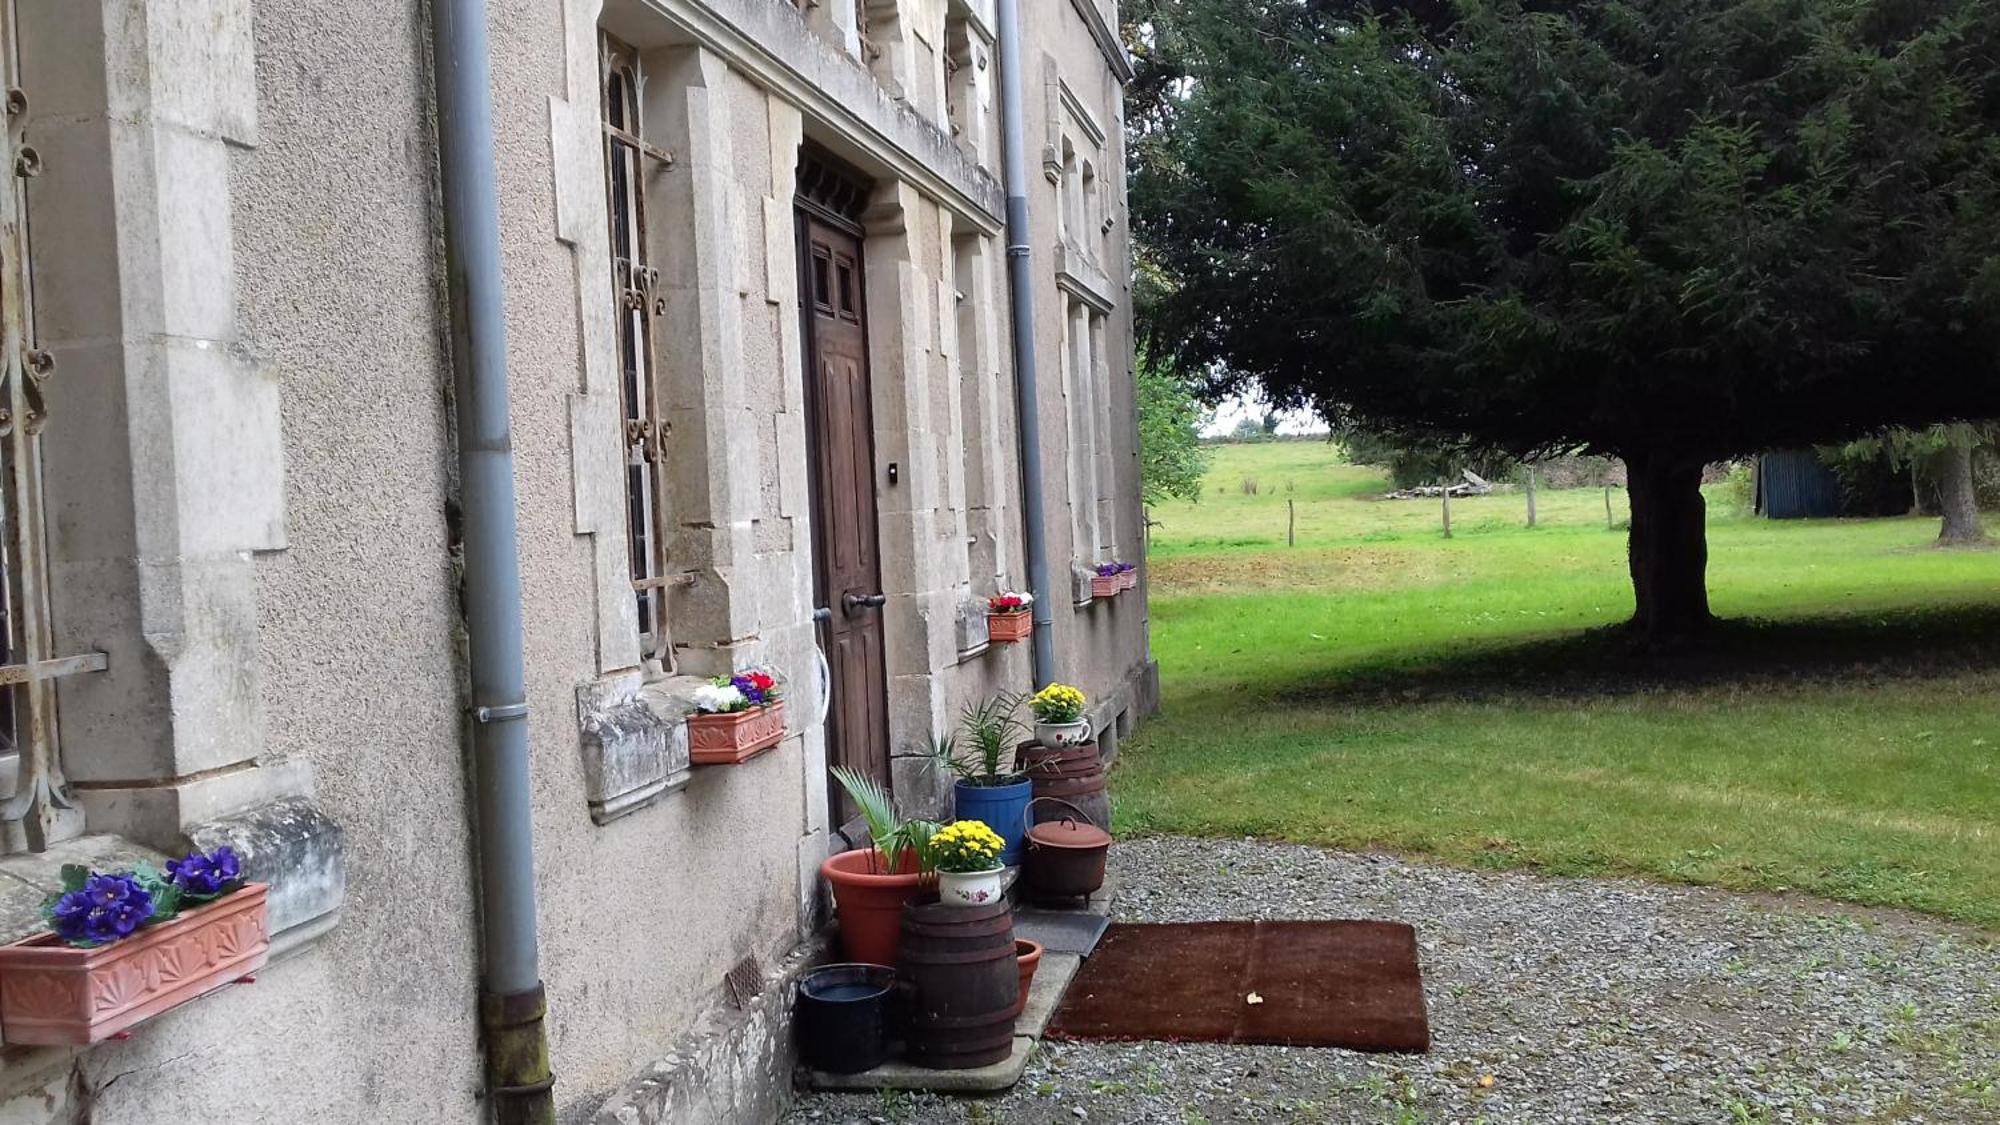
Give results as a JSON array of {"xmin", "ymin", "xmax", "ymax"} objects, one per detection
[{"xmin": 952, "ymin": 778, "xmax": 1034, "ymax": 866}]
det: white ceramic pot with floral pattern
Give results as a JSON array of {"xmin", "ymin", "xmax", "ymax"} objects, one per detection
[
  {"xmin": 937, "ymin": 869, "xmax": 1005, "ymax": 907},
  {"xmin": 1032, "ymin": 719, "xmax": 1092, "ymax": 748}
]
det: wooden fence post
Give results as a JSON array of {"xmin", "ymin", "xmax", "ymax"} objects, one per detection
[
  {"xmin": 1604, "ymin": 485, "xmax": 1614, "ymax": 529},
  {"xmin": 1440, "ymin": 483, "xmax": 1453, "ymax": 539},
  {"xmin": 1526, "ymin": 468, "xmax": 1538, "ymax": 528},
  {"xmin": 1287, "ymin": 499, "xmax": 1295, "ymax": 547}
]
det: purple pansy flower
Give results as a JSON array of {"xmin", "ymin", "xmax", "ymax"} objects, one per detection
[
  {"xmin": 1095, "ymin": 563, "xmax": 1120, "ymax": 577},
  {"xmin": 50, "ymin": 873, "xmax": 153, "ymax": 947},
  {"xmin": 727, "ymin": 669, "xmax": 778, "ymax": 707},
  {"xmin": 166, "ymin": 846, "xmax": 244, "ymax": 901}
]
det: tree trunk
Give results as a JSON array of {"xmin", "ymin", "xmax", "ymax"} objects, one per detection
[
  {"xmin": 1625, "ymin": 453, "xmax": 1713, "ymax": 643},
  {"xmin": 1935, "ymin": 427, "xmax": 1988, "ymax": 545}
]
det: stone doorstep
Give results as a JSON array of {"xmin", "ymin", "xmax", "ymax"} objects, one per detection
[{"xmin": 804, "ymin": 877, "xmax": 1113, "ymax": 1094}]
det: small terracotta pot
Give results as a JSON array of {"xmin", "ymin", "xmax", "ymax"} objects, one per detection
[
  {"xmin": 1118, "ymin": 567, "xmax": 1138, "ymax": 591},
  {"xmin": 1013, "ymin": 938, "xmax": 1043, "ymax": 1017},
  {"xmin": 820, "ymin": 848, "xmax": 925, "ymax": 966},
  {"xmin": 0, "ymin": 884, "xmax": 270, "ymax": 1046},
  {"xmin": 688, "ymin": 700, "xmax": 786, "ymax": 765},
  {"xmin": 987, "ymin": 610, "xmax": 1032, "ymax": 643},
  {"xmin": 1090, "ymin": 574, "xmax": 1118, "ymax": 599}
]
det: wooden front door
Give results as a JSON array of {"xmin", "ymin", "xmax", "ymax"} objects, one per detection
[{"xmin": 799, "ymin": 210, "xmax": 890, "ymax": 829}]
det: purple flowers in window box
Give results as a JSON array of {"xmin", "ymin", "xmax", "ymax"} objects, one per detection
[
  {"xmin": 48, "ymin": 874, "xmax": 153, "ymax": 947},
  {"xmin": 167, "ymin": 845, "xmax": 245, "ymax": 902},
  {"xmin": 0, "ymin": 849, "xmax": 268, "ymax": 1045},
  {"xmin": 41, "ymin": 846, "xmax": 247, "ymax": 949}
]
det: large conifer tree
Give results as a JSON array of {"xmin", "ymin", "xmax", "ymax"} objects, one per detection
[{"xmin": 1136, "ymin": 0, "xmax": 2000, "ymax": 639}]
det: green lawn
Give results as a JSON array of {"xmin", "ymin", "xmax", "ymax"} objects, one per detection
[{"xmin": 1122, "ymin": 440, "xmax": 2000, "ymax": 927}]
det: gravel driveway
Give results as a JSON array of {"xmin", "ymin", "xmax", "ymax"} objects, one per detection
[{"xmin": 788, "ymin": 836, "xmax": 2000, "ymax": 1124}]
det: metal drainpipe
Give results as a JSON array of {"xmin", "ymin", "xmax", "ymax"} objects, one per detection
[
  {"xmin": 429, "ymin": 1, "xmax": 554, "ymax": 1121},
  {"xmin": 995, "ymin": 0, "xmax": 1056, "ymax": 689}
]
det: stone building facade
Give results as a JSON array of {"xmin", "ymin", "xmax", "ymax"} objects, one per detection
[{"xmin": 0, "ymin": 0, "xmax": 1147, "ymax": 1120}]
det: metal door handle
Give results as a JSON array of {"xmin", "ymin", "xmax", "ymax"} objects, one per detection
[{"xmin": 842, "ymin": 592, "xmax": 887, "ymax": 614}]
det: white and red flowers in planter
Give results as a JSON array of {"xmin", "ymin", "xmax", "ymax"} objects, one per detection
[
  {"xmin": 0, "ymin": 847, "xmax": 268, "ymax": 1045},
  {"xmin": 986, "ymin": 591, "xmax": 1033, "ymax": 643},
  {"xmin": 688, "ymin": 666, "xmax": 786, "ymax": 765}
]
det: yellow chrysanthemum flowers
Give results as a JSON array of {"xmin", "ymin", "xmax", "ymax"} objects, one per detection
[
  {"xmin": 1029, "ymin": 683, "xmax": 1086, "ymax": 724},
  {"xmin": 931, "ymin": 819, "xmax": 1006, "ymax": 873}
]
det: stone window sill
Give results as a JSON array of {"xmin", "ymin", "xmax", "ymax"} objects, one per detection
[
  {"xmin": 577, "ymin": 668, "xmax": 796, "ymax": 824},
  {"xmin": 0, "ymin": 793, "xmax": 345, "ymax": 974}
]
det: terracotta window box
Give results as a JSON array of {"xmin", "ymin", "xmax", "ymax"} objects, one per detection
[
  {"xmin": 1090, "ymin": 574, "xmax": 1118, "ymax": 599},
  {"xmin": 988, "ymin": 610, "xmax": 1032, "ymax": 643},
  {"xmin": 689, "ymin": 701, "xmax": 786, "ymax": 765},
  {"xmin": 1118, "ymin": 567, "xmax": 1138, "ymax": 591},
  {"xmin": 0, "ymin": 883, "xmax": 269, "ymax": 1046}
]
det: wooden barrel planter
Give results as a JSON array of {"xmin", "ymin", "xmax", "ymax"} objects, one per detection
[
  {"xmin": 1017, "ymin": 740, "xmax": 1110, "ymax": 830},
  {"xmin": 898, "ymin": 899, "xmax": 1018, "ymax": 1069}
]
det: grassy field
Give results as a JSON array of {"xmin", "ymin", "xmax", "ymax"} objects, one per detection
[{"xmin": 1121, "ymin": 439, "xmax": 2000, "ymax": 928}]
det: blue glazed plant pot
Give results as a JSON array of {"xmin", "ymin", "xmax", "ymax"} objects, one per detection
[{"xmin": 953, "ymin": 778, "xmax": 1033, "ymax": 867}]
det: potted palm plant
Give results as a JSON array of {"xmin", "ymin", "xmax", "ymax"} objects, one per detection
[
  {"xmin": 0, "ymin": 847, "xmax": 267, "ymax": 1045},
  {"xmin": 929, "ymin": 820, "xmax": 1007, "ymax": 906},
  {"xmin": 1028, "ymin": 682, "xmax": 1091, "ymax": 747},
  {"xmin": 819, "ymin": 767, "xmax": 940, "ymax": 966},
  {"xmin": 935, "ymin": 694, "xmax": 1032, "ymax": 866},
  {"xmin": 986, "ymin": 592, "xmax": 1033, "ymax": 643}
]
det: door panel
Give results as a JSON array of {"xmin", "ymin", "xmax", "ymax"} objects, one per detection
[{"xmin": 800, "ymin": 212, "xmax": 889, "ymax": 828}]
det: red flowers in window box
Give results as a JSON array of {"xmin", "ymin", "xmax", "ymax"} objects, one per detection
[
  {"xmin": 987, "ymin": 592, "xmax": 1033, "ymax": 643},
  {"xmin": 688, "ymin": 702, "xmax": 786, "ymax": 765},
  {"xmin": 688, "ymin": 666, "xmax": 787, "ymax": 765}
]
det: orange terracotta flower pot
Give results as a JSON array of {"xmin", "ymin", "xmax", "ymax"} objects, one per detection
[
  {"xmin": 987, "ymin": 610, "xmax": 1032, "ymax": 643},
  {"xmin": 689, "ymin": 701, "xmax": 786, "ymax": 765},
  {"xmin": 1090, "ymin": 574, "xmax": 1118, "ymax": 599},
  {"xmin": 0, "ymin": 883, "xmax": 270, "ymax": 1046},
  {"xmin": 820, "ymin": 848, "xmax": 926, "ymax": 966},
  {"xmin": 1013, "ymin": 938, "xmax": 1043, "ymax": 1017}
]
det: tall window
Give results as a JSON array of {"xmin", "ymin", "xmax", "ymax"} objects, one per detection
[
  {"xmin": 602, "ymin": 37, "xmax": 673, "ymax": 669},
  {"xmin": 1, "ymin": 15, "xmax": 101, "ymax": 853}
]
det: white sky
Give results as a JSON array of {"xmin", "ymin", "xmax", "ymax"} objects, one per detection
[{"xmin": 1197, "ymin": 393, "xmax": 1332, "ymax": 439}]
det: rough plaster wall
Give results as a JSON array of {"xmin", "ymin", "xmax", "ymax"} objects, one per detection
[
  {"xmin": 65, "ymin": 2, "xmax": 813, "ymax": 1120},
  {"xmin": 22, "ymin": 0, "xmax": 1136, "ymax": 1118},
  {"xmin": 44, "ymin": 0, "xmax": 485, "ymax": 1121},
  {"xmin": 1031, "ymin": 20, "xmax": 1149, "ymax": 712},
  {"xmin": 485, "ymin": 6, "xmax": 809, "ymax": 1116}
]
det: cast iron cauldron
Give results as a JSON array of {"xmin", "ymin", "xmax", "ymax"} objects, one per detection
[{"xmin": 1023, "ymin": 797, "xmax": 1111, "ymax": 903}]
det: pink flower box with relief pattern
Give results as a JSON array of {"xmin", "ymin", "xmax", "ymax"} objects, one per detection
[
  {"xmin": 688, "ymin": 701, "xmax": 786, "ymax": 765},
  {"xmin": 0, "ymin": 883, "xmax": 269, "ymax": 1046},
  {"xmin": 987, "ymin": 611, "xmax": 1032, "ymax": 642}
]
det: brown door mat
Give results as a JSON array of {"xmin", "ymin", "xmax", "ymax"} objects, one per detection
[{"xmin": 1045, "ymin": 920, "xmax": 1430, "ymax": 1052}]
